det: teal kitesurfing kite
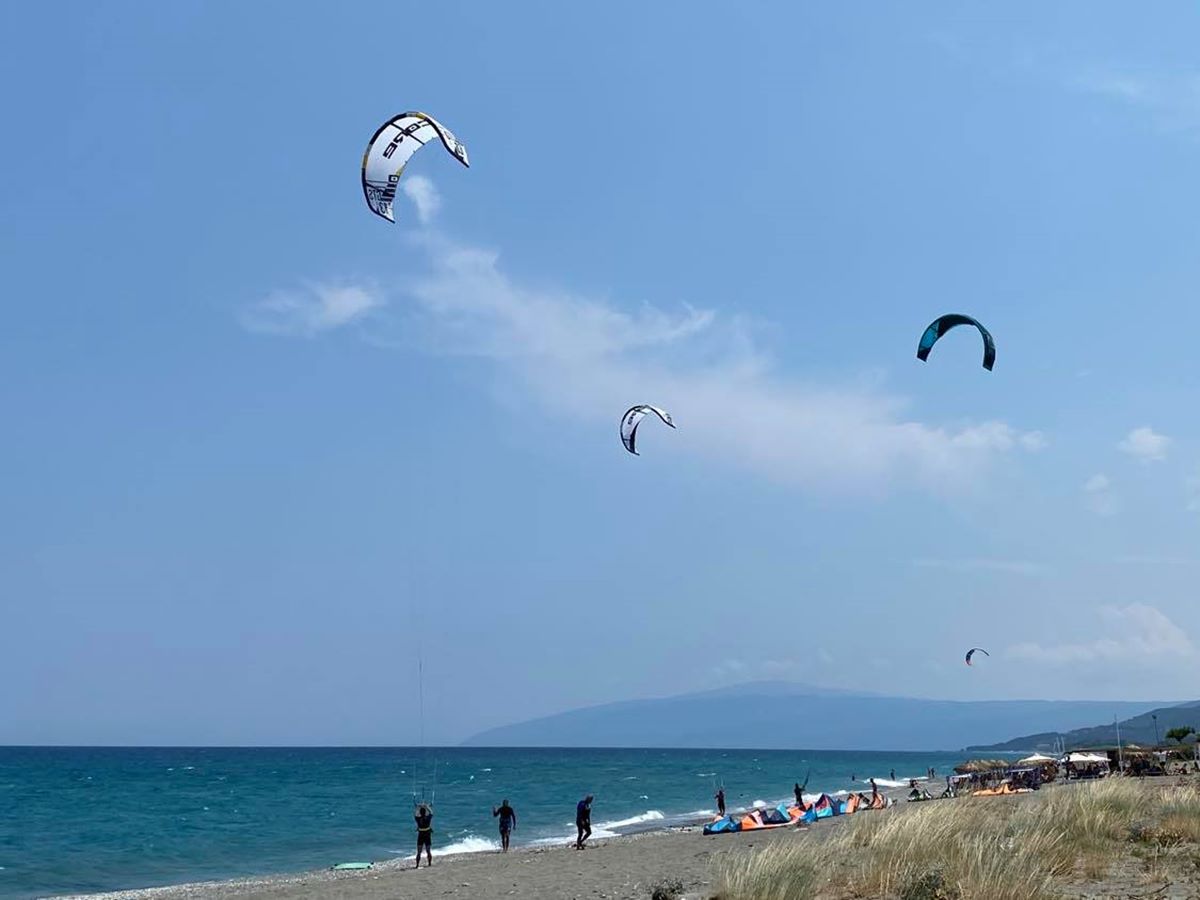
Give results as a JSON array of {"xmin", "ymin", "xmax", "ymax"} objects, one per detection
[{"xmin": 917, "ymin": 314, "xmax": 996, "ymax": 371}]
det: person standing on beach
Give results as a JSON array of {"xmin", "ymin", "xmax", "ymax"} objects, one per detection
[
  {"xmin": 575, "ymin": 795, "xmax": 593, "ymax": 849},
  {"xmin": 869, "ymin": 777, "xmax": 879, "ymax": 802},
  {"xmin": 414, "ymin": 803, "xmax": 434, "ymax": 868},
  {"xmin": 792, "ymin": 768, "xmax": 810, "ymax": 807},
  {"xmin": 715, "ymin": 787, "xmax": 726, "ymax": 816},
  {"xmin": 492, "ymin": 799, "xmax": 517, "ymax": 852}
]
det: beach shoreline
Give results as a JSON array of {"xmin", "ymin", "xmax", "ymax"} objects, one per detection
[
  {"xmin": 50, "ymin": 784, "xmax": 914, "ymax": 900},
  {"xmin": 50, "ymin": 777, "xmax": 1200, "ymax": 900},
  {"xmin": 4, "ymin": 746, "xmax": 966, "ymax": 900},
  {"xmin": 50, "ymin": 824, "xmax": 799, "ymax": 900}
]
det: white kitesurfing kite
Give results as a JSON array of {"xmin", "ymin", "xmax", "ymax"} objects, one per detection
[
  {"xmin": 620, "ymin": 405, "xmax": 675, "ymax": 455},
  {"xmin": 361, "ymin": 112, "xmax": 469, "ymax": 223}
]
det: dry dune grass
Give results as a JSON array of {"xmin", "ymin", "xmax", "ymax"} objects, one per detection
[{"xmin": 716, "ymin": 780, "xmax": 1200, "ymax": 900}]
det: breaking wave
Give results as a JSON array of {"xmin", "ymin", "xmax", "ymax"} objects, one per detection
[
  {"xmin": 436, "ymin": 836, "xmax": 499, "ymax": 856},
  {"xmin": 595, "ymin": 809, "xmax": 665, "ymax": 830}
]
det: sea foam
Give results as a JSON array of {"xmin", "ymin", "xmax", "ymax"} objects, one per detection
[
  {"xmin": 595, "ymin": 809, "xmax": 665, "ymax": 830},
  {"xmin": 436, "ymin": 836, "xmax": 500, "ymax": 856}
]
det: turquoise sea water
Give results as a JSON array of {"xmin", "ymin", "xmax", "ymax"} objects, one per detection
[{"xmin": 0, "ymin": 747, "xmax": 967, "ymax": 898}]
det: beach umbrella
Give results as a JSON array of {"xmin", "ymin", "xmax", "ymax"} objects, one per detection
[{"xmin": 1017, "ymin": 753, "xmax": 1056, "ymax": 765}]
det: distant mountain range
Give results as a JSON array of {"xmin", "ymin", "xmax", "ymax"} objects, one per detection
[
  {"xmin": 463, "ymin": 681, "xmax": 1179, "ymax": 751},
  {"xmin": 968, "ymin": 700, "xmax": 1200, "ymax": 752}
]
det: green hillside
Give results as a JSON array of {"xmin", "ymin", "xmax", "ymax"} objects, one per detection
[{"xmin": 967, "ymin": 700, "xmax": 1200, "ymax": 752}]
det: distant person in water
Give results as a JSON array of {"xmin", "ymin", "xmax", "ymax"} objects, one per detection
[
  {"xmin": 492, "ymin": 799, "xmax": 517, "ymax": 852},
  {"xmin": 889, "ymin": 769, "xmax": 896, "ymax": 781},
  {"xmin": 715, "ymin": 787, "xmax": 726, "ymax": 816},
  {"xmin": 414, "ymin": 803, "xmax": 433, "ymax": 868},
  {"xmin": 575, "ymin": 795, "xmax": 593, "ymax": 849}
]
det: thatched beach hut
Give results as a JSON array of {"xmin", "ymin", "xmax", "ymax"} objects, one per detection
[{"xmin": 954, "ymin": 759, "xmax": 1010, "ymax": 775}]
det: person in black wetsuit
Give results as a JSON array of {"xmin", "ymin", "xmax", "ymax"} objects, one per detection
[
  {"xmin": 575, "ymin": 795, "xmax": 593, "ymax": 849},
  {"xmin": 492, "ymin": 799, "xmax": 517, "ymax": 852},
  {"xmin": 414, "ymin": 803, "xmax": 433, "ymax": 868},
  {"xmin": 793, "ymin": 770, "xmax": 810, "ymax": 807},
  {"xmin": 714, "ymin": 787, "xmax": 726, "ymax": 816}
]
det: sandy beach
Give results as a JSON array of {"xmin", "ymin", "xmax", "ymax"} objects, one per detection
[
  {"xmin": 54, "ymin": 823, "xmax": 800, "ymax": 900},
  {"xmin": 55, "ymin": 788, "xmax": 878, "ymax": 900},
  {"xmin": 55, "ymin": 777, "xmax": 1200, "ymax": 900}
]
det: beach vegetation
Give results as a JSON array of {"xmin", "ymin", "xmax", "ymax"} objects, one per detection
[
  {"xmin": 650, "ymin": 876, "xmax": 686, "ymax": 900},
  {"xmin": 717, "ymin": 779, "xmax": 1200, "ymax": 900},
  {"xmin": 1165, "ymin": 726, "xmax": 1195, "ymax": 744},
  {"xmin": 897, "ymin": 868, "xmax": 960, "ymax": 900}
]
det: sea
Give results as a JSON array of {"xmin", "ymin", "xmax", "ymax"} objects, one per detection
[{"xmin": 0, "ymin": 746, "xmax": 969, "ymax": 899}]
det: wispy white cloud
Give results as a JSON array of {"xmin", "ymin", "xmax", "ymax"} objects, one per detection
[
  {"xmin": 240, "ymin": 283, "xmax": 383, "ymax": 337},
  {"xmin": 1186, "ymin": 470, "xmax": 1200, "ymax": 512},
  {"xmin": 927, "ymin": 43, "xmax": 1200, "ymax": 137},
  {"xmin": 253, "ymin": 222, "xmax": 1043, "ymax": 491},
  {"xmin": 1083, "ymin": 473, "xmax": 1117, "ymax": 517},
  {"xmin": 912, "ymin": 558, "xmax": 1048, "ymax": 576},
  {"xmin": 1071, "ymin": 68, "xmax": 1200, "ymax": 134},
  {"xmin": 1119, "ymin": 426, "xmax": 1171, "ymax": 463},
  {"xmin": 709, "ymin": 659, "xmax": 749, "ymax": 682},
  {"xmin": 1074, "ymin": 71, "xmax": 1155, "ymax": 104},
  {"xmin": 400, "ymin": 175, "xmax": 441, "ymax": 226},
  {"xmin": 1020, "ymin": 431, "xmax": 1048, "ymax": 451},
  {"xmin": 384, "ymin": 235, "xmax": 1043, "ymax": 492},
  {"xmin": 709, "ymin": 654, "xmax": 835, "ymax": 685},
  {"xmin": 1113, "ymin": 555, "xmax": 1200, "ymax": 567},
  {"xmin": 1007, "ymin": 604, "xmax": 1196, "ymax": 665}
]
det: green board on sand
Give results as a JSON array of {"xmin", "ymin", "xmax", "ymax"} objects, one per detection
[{"xmin": 332, "ymin": 862, "xmax": 373, "ymax": 870}]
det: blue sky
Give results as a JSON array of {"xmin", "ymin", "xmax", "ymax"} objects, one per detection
[{"xmin": 4, "ymin": 1, "xmax": 1200, "ymax": 744}]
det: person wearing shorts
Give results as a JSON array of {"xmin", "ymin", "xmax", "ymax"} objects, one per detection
[
  {"xmin": 492, "ymin": 799, "xmax": 517, "ymax": 852},
  {"xmin": 414, "ymin": 803, "xmax": 433, "ymax": 868}
]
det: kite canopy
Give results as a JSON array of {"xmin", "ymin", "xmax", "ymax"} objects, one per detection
[
  {"xmin": 917, "ymin": 314, "xmax": 996, "ymax": 371},
  {"xmin": 965, "ymin": 647, "xmax": 990, "ymax": 666},
  {"xmin": 620, "ymin": 405, "xmax": 674, "ymax": 455},
  {"xmin": 361, "ymin": 112, "xmax": 469, "ymax": 223}
]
